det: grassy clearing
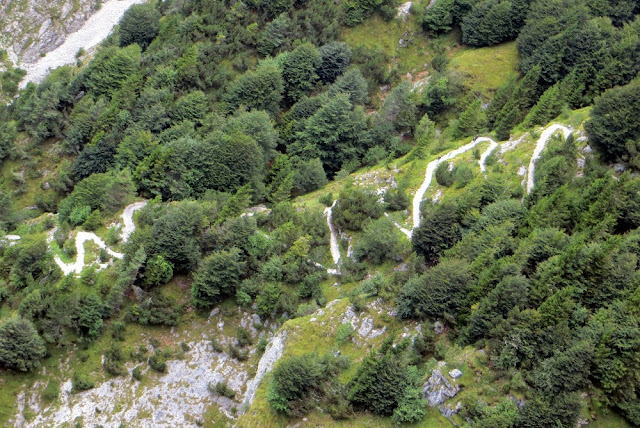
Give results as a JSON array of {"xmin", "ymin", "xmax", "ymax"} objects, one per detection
[
  {"xmin": 590, "ymin": 410, "xmax": 631, "ymax": 428},
  {"xmin": 237, "ymin": 296, "xmax": 394, "ymax": 427},
  {"xmin": 450, "ymin": 41, "xmax": 519, "ymax": 98},
  {"xmin": 341, "ymin": 14, "xmax": 432, "ymax": 76}
]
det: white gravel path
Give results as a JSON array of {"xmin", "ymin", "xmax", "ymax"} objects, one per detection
[
  {"xmin": 412, "ymin": 138, "xmax": 489, "ymax": 230},
  {"xmin": 48, "ymin": 200, "xmax": 146, "ymax": 275},
  {"xmin": 324, "ymin": 200, "xmax": 341, "ymax": 275},
  {"xmin": 478, "ymin": 138, "xmax": 498, "ymax": 172},
  {"xmin": 526, "ymin": 124, "xmax": 572, "ymax": 194},
  {"xmin": 54, "ymin": 231, "xmax": 124, "ymax": 275},
  {"xmin": 120, "ymin": 200, "xmax": 147, "ymax": 242},
  {"xmin": 19, "ymin": 0, "xmax": 145, "ymax": 88}
]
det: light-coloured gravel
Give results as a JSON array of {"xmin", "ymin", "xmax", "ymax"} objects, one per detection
[{"xmin": 19, "ymin": 0, "xmax": 145, "ymax": 88}]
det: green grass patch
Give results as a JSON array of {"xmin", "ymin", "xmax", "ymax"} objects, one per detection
[
  {"xmin": 341, "ymin": 15, "xmax": 432, "ymax": 76},
  {"xmin": 450, "ymin": 41, "xmax": 519, "ymax": 98}
]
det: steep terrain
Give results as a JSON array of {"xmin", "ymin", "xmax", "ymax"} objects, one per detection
[
  {"xmin": 0, "ymin": 0, "xmax": 101, "ymax": 66},
  {"xmin": 2, "ymin": 0, "xmax": 640, "ymax": 426}
]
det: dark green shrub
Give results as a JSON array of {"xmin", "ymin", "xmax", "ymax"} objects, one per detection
[
  {"xmin": 0, "ymin": 317, "xmax": 47, "ymax": 372},
  {"xmin": 332, "ymin": 186, "xmax": 384, "ymax": 231},
  {"xmin": 336, "ymin": 323, "xmax": 354, "ymax": 343},
  {"xmin": 132, "ymin": 365, "xmax": 143, "ymax": 381},
  {"xmin": 228, "ymin": 345, "xmax": 249, "ymax": 361},
  {"xmin": 435, "ymin": 162, "xmax": 454, "ymax": 187},
  {"xmin": 72, "ymin": 371, "xmax": 95, "ymax": 392},
  {"xmin": 211, "ymin": 338, "xmax": 224, "ymax": 353},
  {"xmin": 353, "ymin": 217, "xmax": 406, "ymax": 264},
  {"xmin": 104, "ymin": 345, "xmax": 126, "ymax": 376},
  {"xmin": 237, "ymin": 327, "xmax": 252, "ymax": 347},
  {"xmin": 148, "ymin": 355, "xmax": 167, "ymax": 373},
  {"xmin": 319, "ymin": 193, "xmax": 334, "ymax": 207},
  {"xmin": 118, "ymin": 4, "xmax": 160, "ymax": 49},
  {"xmin": 110, "ymin": 321, "xmax": 125, "ymax": 341},
  {"xmin": 213, "ymin": 381, "xmax": 236, "ymax": 399}
]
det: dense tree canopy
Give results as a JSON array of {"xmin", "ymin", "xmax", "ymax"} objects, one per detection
[
  {"xmin": 2, "ymin": 0, "xmax": 640, "ymax": 425},
  {"xmin": 0, "ymin": 318, "xmax": 46, "ymax": 372},
  {"xmin": 118, "ymin": 4, "xmax": 161, "ymax": 49}
]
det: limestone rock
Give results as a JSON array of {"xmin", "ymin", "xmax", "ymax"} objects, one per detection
[
  {"xmin": 397, "ymin": 2, "xmax": 412, "ymax": 20},
  {"xmin": 439, "ymin": 401, "xmax": 462, "ymax": 418},
  {"xmin": 422, "ymin": 369, "xmax": 460, "ymax": 407},
  {"xmin": 449, "ymin": 369, "xmax": 462, "ymax": 379},
  {"xmin": 434, "ymin": 321, "xmax": 445, "ymax": 334}
]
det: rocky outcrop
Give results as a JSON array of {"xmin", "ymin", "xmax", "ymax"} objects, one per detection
[
  {"xmin": 423, "ymin": 366, "xmax": 460, "ymax": 407},
  {"xmin": 0, "ymin": 0, "xmax": 100, "ymax": 65},
  {"xmin": 15, "ymin": 307, "xmax": 271, "ymax": 426},
  {"xmin": 241, "ymin": 330, "xmax": 287, "ymax": 410},
  {"xmin": 422, "ymin": 364, "xmax": 463, "ymax": 419},
  {"xmin": 18, "ymin": 0, "xmax": 146, "ymax": 86}
]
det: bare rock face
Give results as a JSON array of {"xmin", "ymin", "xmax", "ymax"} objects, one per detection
[
  {"xmin": 449, "ymin": 368, "xmax": 463, "ymax": 379},
  {"xmin": 423, "ymin": 368, "xmax": 460, "ymax": 407},
  {"xmin": 0, "ymin": 0, "xmax": 100, "ymax": 65},
  {"xmin": 423, "ymin": 366, "xmax": 465, "ymax": 419}
]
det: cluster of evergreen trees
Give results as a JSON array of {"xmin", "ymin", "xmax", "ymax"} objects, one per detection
[
  {"xmin": 1, "ymin": 0, "xmax": 640, "ymax": 425},
  {"xmin": 403, "ymin": 132, "xmax": 640, "ymax": 425},
  {"xmin": 417, "ymin": 0, "xmax": 640, "ymax": 140}
]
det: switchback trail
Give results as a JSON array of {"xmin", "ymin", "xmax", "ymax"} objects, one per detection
[
  {"xmin": 47, "ymin": 200, "xmax": 147, "ymax": 275},
  {"xmin": 526, "ymin": 124, "xmax": 572, "ymax": 194},
  {"xmin": 397, "ymin": 124, "xmax": 573, "ymax": 238}
]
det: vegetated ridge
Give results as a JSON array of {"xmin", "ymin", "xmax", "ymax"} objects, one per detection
[{"xmin": 2, "ymin": 0, "xmax": 640, "ymax": 427}]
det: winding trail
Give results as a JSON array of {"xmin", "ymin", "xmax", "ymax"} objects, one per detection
[
  {"xmin": 120, "ymin": 200, "xmax": 148, "ymax": 242},
  {"xmin": 478, "ymin": 138, "xmax": 498, "ymax": 173},
  {"xmin": 386, "ymin": 124, "xmax": 574, "ymax": 239},
  {"xmin": 49, "ymin": 200, "xmax": 147, "ymax": 275},
  {"xmin": 324, "ymin": 200, "xmax": 341, "ymax": 275},
  {"xmin": 526, "ymin": 124, "xmax": 572, "ymax": 194},
  {"xmin": 53, "ymin": 232, "xmax": 124, "ymax": 275},
  {"xmin": 412, "ymin": 138, "xmax": 490, "ymax": 230},
  {"xmin": 19, "ymin": 0, "xmax": 145, "ymax": 88}
]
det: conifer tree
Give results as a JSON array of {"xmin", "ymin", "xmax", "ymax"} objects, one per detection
[{"xmin": 522, "ymin": 83, "xmax": 564, "ymax": 128}]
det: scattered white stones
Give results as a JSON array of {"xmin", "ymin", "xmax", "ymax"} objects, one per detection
[
  {"xmin": 25, "ymin": 340, "xmax": 249, "ymax": 427},
  {"xmin": 434, "ymin": 321, "xmax": 445, "ymax": 334},
  {"xmin": 0, "ymin": 234, "xmax": 21, "ymax": 247},
  {"xmin": 423, "ymin": 368, "xmax": 460, "ymax": 407}
]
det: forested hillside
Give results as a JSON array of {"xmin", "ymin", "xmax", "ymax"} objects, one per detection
[{"xmin": 2, "ymin": 0, "xmax": 640, "ymax": 426}]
